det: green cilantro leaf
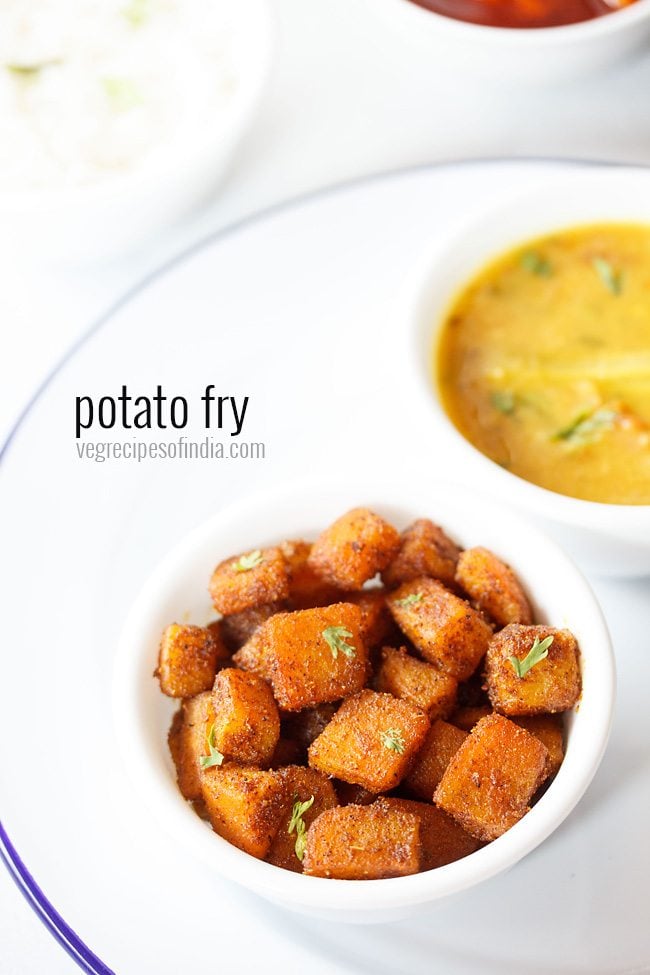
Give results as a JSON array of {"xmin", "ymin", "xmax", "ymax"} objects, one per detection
[
  {"xmin": 552, "ymin": 407, "xmax": 618, "ymax": 446},
  {"xmin": 509, "ymin": 635, "xmax": 554, "ymax": 679},
  {"xmin": 288, "ymin": 795, "xmax": 314, "ymax": 862},
  {"xmin": 199, "ymin": 722, "xmax": 224, "ymax": 770},
  {"xmin": 233, "ymin": 549, "xmax": 264, "ymax": 572},
  {"xmin": 322, "ymin": 625, "xmax": 356, "ymax": 659},
  {"xmin": 520, "ymin": 251, "xmax": 552, "ymax": 277},
  {"xmin": 379, "ymin": 727, "xmax": 406, "ymax": 754},
  {"xmin": 491, "ymin": 390, "xmax": 516, "ymax": 416},
  {"xmin": 592, "ymin": 257, "xmax": 622, "ymax": 296},
  {"xmin": 394, "ymin": 591, "xmax": 424, "ymax": 608}
]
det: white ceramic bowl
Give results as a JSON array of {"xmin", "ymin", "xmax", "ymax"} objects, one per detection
[
  {"xmin": 407, "ymin": 167, "xmax": 650, "ymax": 577},
  {"xmin": 372, "ymin": 0, "xmax": 650, "ymax": 82},
  {"xmin": 0, "ymin": 0, "xmax": 274, "ymax": 263},
  {"xmin": 113, "ymin": 478, "xmax": 615, "ymax": 924}
]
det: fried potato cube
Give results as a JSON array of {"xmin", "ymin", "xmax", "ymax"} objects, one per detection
[
  {"xmin": 282, "ymin": 703, "xmax": 339, "ymax": 754},
  {"xmin": 264, "ymin": 603, "xmax": 368, "ymax": 710},
  {"xmin": 346, "ymin": 589, "xmax": 396, "ymax": 649},
  {"xmin": 513, "ymin": 715, "xmax": 564, "ymax": 778},
  {"xmin": 231, "ymin": 623, "xmax": 273, "ymax": 680},
  {"xmin": 376, "ymin": 647, "xmax": 457, "ymax": 719},
  {"xmin": 333, "ymin": 781, "xmax": 378, "ymax": 806},
  {"xmin": 378, "ymin": 798, "xmax": 480, "ymax": 869},
  {"xmin": 382, "ymin": 519, "xmax": 461, "ymax": 589},
  {"xmin": 485, "ymin": 625, "xmax": 581, "ymax": 716},
  {"xmin": 204, "ymin": 619, "xmax": 235, "ymax": 667},
  {"xmin": 434, "ymin": 714, "xmax": 548, "ymax": 841},
  {"xmin": 209, "ymin": 546, "xmax": 289, "ymax": 615},
  {"xmin": 280, "ymin": 540, "xmax": 343, "ymax": 610},
  {"xmin": 451, "ymin": 705, "xmax": 493, "ymax": 732},
  {"xmin": 200, "ymin": 764, "xmax": 287, "ymax": 859},
  {"xmin": 157, "ymin": 623, "xmax": 220, "ymax": 698},
  {"xmin": 266, "ymin": 766, "xmax": 338, "ymax": 872},
  {"xmin": 456, "ymin": 547, "xmax": 533, "ymax": 627},
  {"xmin": 168, "ymin": 691, "xmax": 215, "ymax": 800},
  {"xmin": 387, "ymin": 577, "xmax": 492, "ymax": 681},
  {"xmin": 219, "ymin": 603, "xmax": 285, "ymax": 651},
  {"xmin": 405, "ymin": 719, "xmax": 468, "ymax": 800},
  {"xmin": 212, "ymin": 668, "xmax": 280, "ymax": 766},
  {"xmin": 308, "ymin": 508, "xmax": 401, "ymax": 590},
  {"xmin": 302, "ymin": 802, "xmax": 420, "ymax": 879},
  {"xmin": 308, "ymin": 689, "xmax": 430, "ymax": 792}
]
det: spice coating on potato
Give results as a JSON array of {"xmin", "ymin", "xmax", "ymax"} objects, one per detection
[
  {"xmin": 266, "ymin": 766, "xmax": 338, "ymax": 872},
  {"xmin": 264, "ymin": 603, "xmax": 368, "ymax": 711},
  {"xmin": 376, "ymin": 646, "xmax": 458, "ymax": 719},
  {"xmin": 345, "ymin": 589, "xmax": 396, "ymax": 649},
  {"xmin": 405, "ymin": 719, "xmax": 468, "ymax": 800},
  {"xmin": 200, "ymin": 764, "xmax": 286, "ymax": 859},
  {"xmin": 220, "ymin": 603, "xmax": 285, "ymax": 652},
  {"xmin": 382, "ymin": 519, "xmax": 461, "ymax": 590},
  {"xmin": 486, "ymin": 625, "xmax": 581, "ymax": 716},
  {"xmin": 378, "ymin": 798, "xmax": 480, "ymax": 869},
  {"xmin": 456, "ymin": 547, "xmax": 533, "ymax": 627},
  {"xmin": 308, "ymin": 689, "xmax": 430, "ymax": 793},
  {"xmin": 387, "ymin": 577, "xmax": 492, "ymax": 682},
  {"xmin": 168, "ymin": 691, "xmax": 216, "ymax": 800},
  {"xmin": 204, "ymin": 619, "xmax": 235, "ymax": 668},
  {"xmin": 157, "ymin": 623, "xmax": 220, "ymax": 698},
  {"xmin": 231, "ymin": 622, "xmax": 274, "ymax": 680},
  {"xmin": 281, "ymin": 540, "xmax": 344, "ymax": 610},
  {"xmin": 513, "ymin": 715, "xmax": 564, "ymax": 778},
  {"xmin": 209, "ymin": 546, "xmax": 289, "ymax": 616},
  {"xmin": 434, "ymin": 714, "xmax": 548, "ymax": 841},
  {"xmin": 212, "ymin": 668, "xmax": 280, "ymax": 766},
  {"xmin": 308, "ymin": 508, "xmax": 401, "ymax": 590},
  {"xmin": 302, "ymin": 802, "xmax": 421, "ymax": 879}
]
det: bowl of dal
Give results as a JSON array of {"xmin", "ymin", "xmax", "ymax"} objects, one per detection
[{"xmin": 409, "ymin": 168, "xmax": 650, "ymax": 576}]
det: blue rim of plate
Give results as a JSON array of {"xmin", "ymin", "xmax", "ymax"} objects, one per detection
[{"xmin": 0, "ymin": 156, "xmax": 641, "ymax": 974}]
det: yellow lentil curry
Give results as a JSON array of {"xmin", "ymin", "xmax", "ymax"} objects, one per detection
[{"xmin": 437, "ymin": 223, "xmax": 650, "ymax": 505}]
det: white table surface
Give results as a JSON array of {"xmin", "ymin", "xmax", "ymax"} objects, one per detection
[{"xmin": 1, "ymin": 1, "xmax": 650, "ymax": 971}]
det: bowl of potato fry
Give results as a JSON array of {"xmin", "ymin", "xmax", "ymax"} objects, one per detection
[{"xmin": 113, "ymin": 479, "xmax": 615, "ymax": 923}]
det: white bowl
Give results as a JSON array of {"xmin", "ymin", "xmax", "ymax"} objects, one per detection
[
  {"xmin": 407, "ymin": 167, "xmax": 650, "ymax": 577},
  {"xmin": 113, "ymin": 478, "xmax": 615, "ymax": 924},
  {"xmin": 0, "ymin": 0, "xmax": 274, "ymax": 263},
  {"xmin": 372, "ymin": 0, "xmax": 650, "ymax": 82}
]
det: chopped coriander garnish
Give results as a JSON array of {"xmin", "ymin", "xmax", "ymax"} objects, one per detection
[
  {"xmin": 552, "ymin": 407, "xmax": 618, "ymax": 446},
  {"xmin": 233, "ymin": 549, "xmax": 263, "ymax": 572},
  {"xmin": 199, "ymin": 723, "xmax": 224, "ymax": 770},
  {"xmin": 592, "ymin": 257, "xmax": 622, "ymax": 296},
  {"xmin": 102, "ymin": 76, "xmax": 142, "ymax": 112},
  {"xmin": 322, "ymin": 625, "xmax": 356, "ymax": 660},
  {"xmin": 379, "ymin": 727, "xmax": 405, "ymax": 754},
  {"xmin": 520, "ymin": 251, "xmax": 552, "ymax": 277},
  {"xmin": 491, "ymin": 390, "xmax": 516, "ymax": 416},
  {"xmin": 509, "ymin": 635, "xmax": 553, "ymax": 679},
  {"xmin": 395, "ymin": 592, "xmax": 424, "ymax": 608},
  {"xmin": 288, "ymin": 795, "xmax": 314, "ymax": 862}
]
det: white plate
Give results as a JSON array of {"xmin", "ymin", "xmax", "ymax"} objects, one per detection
[{"xmin": 1, "ymin": 160, "xmax": 649, "ymax": 974}]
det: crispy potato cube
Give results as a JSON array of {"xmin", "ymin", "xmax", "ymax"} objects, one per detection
[
  {"xmin": 168, "ymin": 691, "xmax": 215, "ymax": 800},
  {"xmin": 282, "ymin": 703, "xmax": 339, "ymax": 754},
  {"xmin": 302, "ymin": 802, "xmax": 420, "ymax": 879},
  {"xmin": 209, "ymin": 546, "xmax": 289, "ymax": 615},
  {"xmin": 266, "ymin": 767, "xmax": 338, "ymax": 872},
  {"xmin": 157, "ymin": 623, "xmax": 220, "ymax": 698},
  {"xmin": 308, "ymin": 508, "xmax": 401, "ymax": 590},
  {"xmin": 346, "ymin": 589, "xmax": 396, "ymax": 648},
  {"xmin": 486, "ymin": 625, "xmax": 581, "ymax": 716},
  {"xmin": 434, "ymin": 714, "xmax": 548, "ymax": 841},
  {"xmin": 456, "ymin": 547, "xmax": 533, "ymax": 627},
  {"xmin": 280, "ymin": 540, "xmax": 343, "ymax": 610},
  {"xmin": 220, "ymin": 603, "xmax": 285, "ymax": 651},
  {"xmin": 378, "ymin": 798, "xmax": 480, "ymax": 869},
  {"xmin": 212, "ymin": 668, "xmax": 280, "ymax": 765},
  {"xmin": 387, "ymin": 578, "xmax": 492, "ymax": 681},
  {"xmin": 405, "ymin": 719, "xmax": 468, "ymax": 800},
  {"xmin": 231, "ymin": 623, "xmax": 273, "ymax": 680},
  {"xmin": 451, "ymin": 705, "xmax": 493, "ymax": 732},
  {"xmin": 204, "ymin": 619, "xmax": 235, "ymax": 668},
  {"xmin": 333, "ymin": 781, "xmax": 378, "ymax": 806},
  {"xmin": 382, "ymin": 519, "xmax": 461, "ymax": 589},
  {"xmin": 513, "ymin": 715, "xmax": 564, "ymax": 778},
  {"xmin": 376, "ymin": 647, "xmax": 457, "ymax": 719},
  {"xmin": 308, "ymin": 689, "xmax": 430, "ymax": 792},
  {"xmin": 264, "ymin": 603, "xmax": 368, "ymax": 710},
  {"xmin": 200, "ymin": 764, "xmax": 286, "ymax": 859}
]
